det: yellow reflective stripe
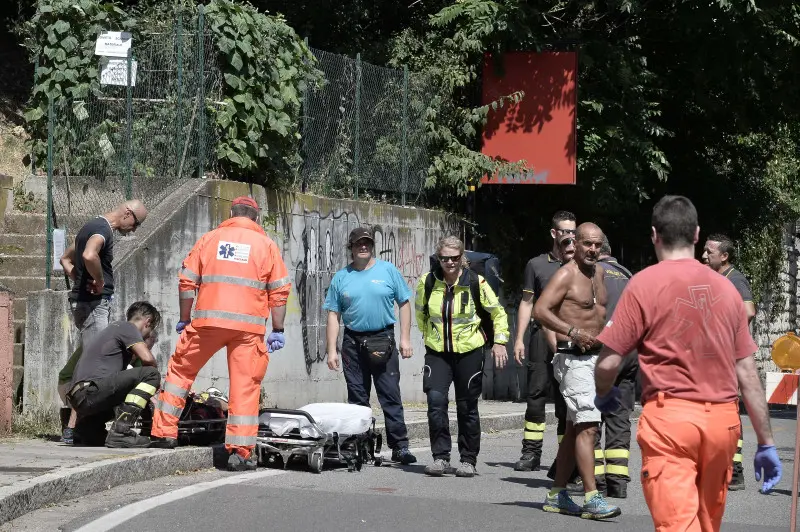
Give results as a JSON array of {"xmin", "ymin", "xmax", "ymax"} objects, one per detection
[
  {"xmin": 557, "ymin": 434, "xmax": 564, "ymax": 444},
  {"xmin": 429, "ymin": 316, "xmax": 473, "ymax": 325},
  {"xmin": 594, "ymin": 449, "xmax": 605, "ymax": 459},
  {"xmin": 525, "ymin": 422, "xmax": 546, "ymax": 431},
  {"xmin": 266, "ymin": 276, "xmax": 290, "ymax": 290},
  {"xmin": 180, "ymin": 267, "xmax": 200, "ymax": 283},
  {"xmin": 733, "ymin": 453, "xmax": 743, "ymax": 462},
  {"xmin": 228, "ymin": 415, "xmax": 259, "ymax": 426},
  {"xmin": 163, "ymin": 381, "xmax": 190, "ymax": 399},
  {"xmin": 155, "ymin": 400, "xmax": 183, "ymax": 418},
  {"xmin": 225, "ymin": 434, "xmax": 257, "ymax": 446},
  {"xmin": 524, "ymin": 431, "xmax": 544, "ymax": 441},
  {"xmin": 594, "ymin": 465, "xmax": 606, "ymax": 475},
  {"xmin": 125, "ymin": 394, "xmax": 147, "ymax": 409},
  {"xmin": 605, "ymin": 465, "xmax": 629, "ymax": 476},
  {"xmin": 737, "ymin": 440, "xmax": 743, "ymax": 448},
  {"xmin": 179, "ymin": 290, "xmax": 195, "ymax": 300},
  {"xmin": 494, "ymin": 334, "xmax": 509, "ymax": 343},
  {"xmin": 201, "ymin": 275, "xmax": 267, "ymax": 290},
  {"xmin": 135, "ymin": 382, "xmax": 157, "ymax": 396},
  {"xmin": 194, "ymin": 309, "xmax": 267, "ymax": 327},
  {"xmin": 604, "ymin": 449, "xmax": 630, "ymax": 460}
]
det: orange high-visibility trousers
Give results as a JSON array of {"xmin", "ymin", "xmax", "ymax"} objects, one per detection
[
  {"xmin": 151, "ymin": 325, "xmax": 269, "ymax": 458},
  {"xmin": 637, "ymin": 393, "xmax": 740, "ymax": 532}
]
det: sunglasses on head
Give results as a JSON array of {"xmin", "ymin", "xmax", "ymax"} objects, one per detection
[{"xmin": 438, "ymin": 254, "xmax": 462, "ymax": 263}]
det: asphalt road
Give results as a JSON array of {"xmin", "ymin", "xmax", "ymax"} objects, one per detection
[{"xmin": 4, "ymin": 414, "xmax": 796, "ymax": 532}]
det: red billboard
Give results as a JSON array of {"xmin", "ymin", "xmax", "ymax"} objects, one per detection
[{"xmin": 480, "ymin": 51, "xmax": 577, "ymax": 185}]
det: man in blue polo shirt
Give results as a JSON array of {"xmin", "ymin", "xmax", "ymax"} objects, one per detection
[{"xmin": 324, "ymin": 226, "xmax": 416, "ymax": 465}]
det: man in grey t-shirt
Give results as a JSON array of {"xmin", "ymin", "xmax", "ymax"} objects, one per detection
[{"xmin": 68, "ymin": 302, "xmax": 161, "ymax": 448}]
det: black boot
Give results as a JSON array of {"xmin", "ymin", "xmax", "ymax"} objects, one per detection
[
  {"xmin": 514, "ymin": 454, "xmax": 541, "ymax": 472},
  {"xmin": 606, "ymin": 483, "xmax": 627, "ymax": 499},
  {"xmin": 106, "ymin": 404, "xmax": 150, "ymax": 448}
]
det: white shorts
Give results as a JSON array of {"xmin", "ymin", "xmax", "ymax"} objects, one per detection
[{"xmin": 552, "ymin": 349, "xmax": 602, "ymax": 425}]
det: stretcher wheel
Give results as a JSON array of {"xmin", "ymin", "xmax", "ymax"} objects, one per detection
[{"xmin": 309, "ymin": 452, "xmax": 323, "ymax": 474}]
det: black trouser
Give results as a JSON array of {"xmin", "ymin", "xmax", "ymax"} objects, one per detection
[
  {"xmin": 522, "ymin": 326, "xmax": 567, "ymax": 458},
  {"xmin": 68, "ymin": 366, "xmax": 161, "ymax": 446},
  {"xmin": 423, "ymin": 346, "xmax": 485, "ymax": 466},
  {"xmin": 342, "ymin": 327, "xmax": 409, "ymax": 450},
  {"xmin": 594, "ymin": 353, "xmax": 638, "ymax": 491}
]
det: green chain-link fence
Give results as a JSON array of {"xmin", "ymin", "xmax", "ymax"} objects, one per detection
[
  {"xmin": 45, "ymin": 7, "xmax": 222, "ymax": 287},
  {"xmin": 300, "ymin": 48, "xmax": 432, "ymax": 204}
]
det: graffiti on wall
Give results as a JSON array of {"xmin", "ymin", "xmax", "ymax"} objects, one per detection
[{"xmin": 284, "ymin": 205, "xmax": 451, "ymax": 374}]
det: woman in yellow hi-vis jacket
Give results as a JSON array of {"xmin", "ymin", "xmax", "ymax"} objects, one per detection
[{"xmin": 415, "ymin": 235, "xmax": 510, "ymax": 478}]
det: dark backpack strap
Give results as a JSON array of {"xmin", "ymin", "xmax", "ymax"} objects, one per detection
[
  {"xmin": 423, "ymin": 272, "xmax": 436, "ymax": 318},
  {"xmin": 468, "ymin": 270, "xmax": 483, "ymax": 315}
]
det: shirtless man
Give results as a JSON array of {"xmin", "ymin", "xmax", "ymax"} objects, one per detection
[{"xmin": 533, "ymin": 222, "xmax": 621, "ymax": 520}]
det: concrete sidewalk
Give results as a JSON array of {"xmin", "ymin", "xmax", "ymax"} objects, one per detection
[{"xmin": 0, "ymin": 400, "xmax": 640, "ymax": 525}]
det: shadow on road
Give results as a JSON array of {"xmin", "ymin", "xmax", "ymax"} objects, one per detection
[
  {"xmin": 483, "ymin": 461, "xmax": 518, "ymax": 469},
  {"xmin": 500, "ymin": 476, "xmax": 554, "ymax": 489},
  {"xmin": 494, "ymin": 500, "xmax": 546, "ymax": 510}
]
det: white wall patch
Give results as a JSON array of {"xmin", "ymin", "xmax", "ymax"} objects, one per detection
[{"xmin": 217, "ymin": 241, "xmax": 251, "ymax": 263}]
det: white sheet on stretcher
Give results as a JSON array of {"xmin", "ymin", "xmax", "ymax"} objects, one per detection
[{"xmin": 259, "ymin": 403, "xmax": 373, "ymax": 439}]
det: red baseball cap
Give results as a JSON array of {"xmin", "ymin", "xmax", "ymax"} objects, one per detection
[{"xmin": 231, "ymin": 196, "xmax": 258, "ymax": 210}]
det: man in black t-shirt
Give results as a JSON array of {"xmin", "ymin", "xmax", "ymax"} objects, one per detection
[
  {"xmin": 57, "ymin": 200, "xmax": 147, "ymax": 444},
  {"xmin": 67, "ymin": 301, "xmax": 161, "ymax": 448},
  {"xmin": 702, "ymin": 233, "xmax": 755, "ymax": 492},
  {"xmin": 513, "ymin": 210, "xmax": 576, "ymax": 472}
]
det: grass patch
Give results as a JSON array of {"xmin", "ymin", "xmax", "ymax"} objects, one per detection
[{"xmin": 9, "ymin": 404, "xmax": 61, "ymax": 440}]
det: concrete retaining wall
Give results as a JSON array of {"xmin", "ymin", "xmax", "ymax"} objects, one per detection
[{"xmin": 24, "ymin": 179, "xmax": 464, "ymax": 410}]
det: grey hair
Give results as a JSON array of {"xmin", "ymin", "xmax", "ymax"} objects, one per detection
[
  {"xmin": 436, "ymin": 235, "xmax": 469, "ymax": 268},
  {"xmin": 600, "ymin": 235, "xmax": 611, "ymax": 256}
]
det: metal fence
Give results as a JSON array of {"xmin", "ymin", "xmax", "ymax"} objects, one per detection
[
  {"xmin": 300, "ymin": 49, "xmax": 432, "ymax": 204},
  {"xmin": 43, "ymin": 12, "xmax": 432, "ymax": 286},
  {"xmin": 44, "ymin": 8, "xmax": 221, "ymax": 287}
]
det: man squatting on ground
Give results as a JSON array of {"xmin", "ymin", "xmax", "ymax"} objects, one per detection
[
  {"xmin": 703, "ymin": 233, "xmax": 756, "ymax": 492},
  {"xmin": 533, "ymin": 222, "xmax": 622, "ymax": 520},
  {"xmin": 67, "ymin": 301, "xmax": 162, "ymax": 448},
  {"xmin": 594, "ymin": 195, "xmax": 781, "ymax": 531},
  {"xmin": 513, "ymin": 210, "xmax": 576, "ymax": 472}
]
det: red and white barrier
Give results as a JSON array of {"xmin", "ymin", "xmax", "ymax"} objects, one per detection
[{"xmin": 766, "ymin": 371, "xmax": 799, "ymax": 405}]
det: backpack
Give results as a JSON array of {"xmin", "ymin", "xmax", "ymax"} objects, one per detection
[{"xmin": 422, "ymin": 251, "xmax": 502, "ymax": 347}]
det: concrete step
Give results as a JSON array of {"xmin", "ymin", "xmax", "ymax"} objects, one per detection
[
  {"xmin": 0, "ymin": 255, "xmax": 47, "ymax": 278},
  {"xmin": 0, "ymin": 276, "xmax": 67, "ymax": 295},
  {"xmin": 3, "ymin": 213, "xmax": 46, "ymax": 235},
  {"xmin": 13, "ymin": 319, "xmax": 24, "ymax": 344},
  {"xmin": 13, "ymin": 343, "xmax": 22, "ymax": 366},
  {"xmin": 0, "ymin": 234, "xmax": 47, "ymax": 256},
  {"xmin": 12, "ymin": 298, "xmax": 25, "ymax": 321}
]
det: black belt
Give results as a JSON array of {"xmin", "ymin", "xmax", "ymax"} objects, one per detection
[
  {"xmin": 344, "ymin": 325, "xmax": 393, "ymax": 337},
  {"xmin": 556, "ymin": 340, "xmax": 601, "ymax": 356}
]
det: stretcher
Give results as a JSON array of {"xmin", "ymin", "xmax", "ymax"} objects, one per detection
[{"xmin": 255, "ymin": 403, "xmax": 383, "ymax": 473}]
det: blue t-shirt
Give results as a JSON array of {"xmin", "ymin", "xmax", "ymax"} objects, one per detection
[{"xmin": 323, "ymin": 260, "xmax": 412, "ymax": 332}]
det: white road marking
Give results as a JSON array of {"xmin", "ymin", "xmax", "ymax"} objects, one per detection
[
  {"xmin": 74, "ymin": 444, "xmax": 433, "ymax": 532},
  {"xmin": 73, "ymin": 469, "xmax": 287, "ymax": 532}
]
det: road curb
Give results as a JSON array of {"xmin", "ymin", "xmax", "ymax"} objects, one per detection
[
  {"xmin": 0, "ymin": 405, "xmax": 644, "ymax": 525},
  {"xmin": 374, "ymin": 404, "xmax": 643, "ymax": 446},
  {"xmin": 0, "ymin": 446, "xmax": 213, "ymax": 525}
]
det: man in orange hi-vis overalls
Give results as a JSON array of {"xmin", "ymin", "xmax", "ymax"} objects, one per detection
[
  {"xmin": 594, "ymin": 195, "xmax": 781, "ymax": 531},
  {"xmin": 150, "ymin": 196, "xmax": 291, "ymax": 471}
]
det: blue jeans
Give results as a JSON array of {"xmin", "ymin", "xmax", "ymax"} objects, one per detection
[{"xmin": 341, "ymin": 328, "xmax": 409, "ymax": 450}]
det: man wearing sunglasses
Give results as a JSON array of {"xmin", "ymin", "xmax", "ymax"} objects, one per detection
[
  {"xmin": 513, "ymin": 210, "xmax": 576, "ymax": 473},
  {"xmin": 57, "ymin": 200, "xmax": 148, "ymax": 444}
]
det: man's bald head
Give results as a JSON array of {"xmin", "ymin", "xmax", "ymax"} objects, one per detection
[
  {"xmin": 113, "ymin": 199, "xmax": 147, "ymax": 235},
  {"xmin": 574, "ymin": 222, "xmax": 604, "ymax": 269},
  {"xmin": 576, "ymin": 222, "xmax": 603, "ymax": 240}
]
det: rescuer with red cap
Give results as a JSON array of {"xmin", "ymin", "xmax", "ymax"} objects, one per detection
[{"xmin": 150, "ymin": 196, "xmax": 292, "ymax": 471}]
